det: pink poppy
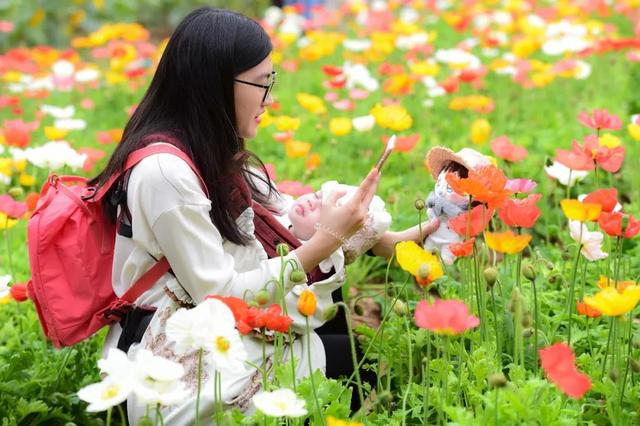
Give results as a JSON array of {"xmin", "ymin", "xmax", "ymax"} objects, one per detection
[
  {"xmin": 414, "ymin": 299, "xmax": 479, "ymax": 335},
  {"xmin": 577, "ymin": 109, "xmax": 622, "ymax": 131},
  {"xmin": 78, "ymin": 148, "xmax": 107, "ymax": 172},
  {"xmin": 490, "ymin": 136, "xmax": 528, "ymax": 162},
  {"xmin": 0, "ymin": 195, "xmax": 27, "ymax": 219},
  {"xmin": 539, "ymin": 343, "xmax": 592, "ymax": 399},
  {"xmin": 277, "ymin": 180, "xmax": 314, "ymax": 197},
  {"xmin": 505, "ymin": 178, "xmax": 537, "ymax": 193}
]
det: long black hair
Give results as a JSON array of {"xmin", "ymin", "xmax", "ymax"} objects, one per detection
[{"xmin": 91, "ymin": 7, "xmax": 276, "ymax": 245}]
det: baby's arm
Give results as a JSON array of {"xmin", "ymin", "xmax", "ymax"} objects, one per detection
[{"xmin": 370, "ymin": 218, "xmax": 440, "ymax": 259}]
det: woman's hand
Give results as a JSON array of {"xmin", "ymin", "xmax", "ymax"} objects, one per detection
[
  {"xmin": 370, "ymin": 218, "xmax": 441, "ymax": 259},
  {"xmin": 294, "ymin": 169, "xmax": 380, "ymax": 272},
  {"xmin": 316, "ymin": 168, "xmax": 381, "ymax": 241}
]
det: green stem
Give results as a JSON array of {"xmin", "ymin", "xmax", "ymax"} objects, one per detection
[
  {"xmin": 305, "ymin": 317, "xmax": 326, "ymax": 426},
  {"xmin": 117, "ymin": 404, "xmax": 126, "ymax": 426},
  {"xmin": 336, "ymin": 302, "xmax": 365, "ymax": 409},
  {"xmin": 618, "ymin": 311, "xmax": 634, "ymax": 406},
  {"xmin": 494, "ymin": 389, "xmax": 499, "ymax": 426},
  {"xmin": 4, "ymin": 219, "xmax": 15, "ymax": 279},
  {"xmin": 423, "ymin": 332, "xmax": 431, "ymax": 425},
  {"xmin": 490, "ymin": 285, "xmax": 502, "ymax": 367},
  {"xmin": 106, "ymin": 407, "xmax": 112, "ymax": 426},
  {"xmin": 601, "ymin": 317, "xmax": 614, "ymax": 379},
  {"xmin": 531, "ymin": 276, "xmax": 540, "ymax": 372},
  {"xmin": 440, "ymin": 336, "xmax": 450, "ymax": 424},
  {"xmin": 400, "ymin": 317, "xmax": 413, "ymax": 426},
  {"xmin": 566, "ymin": 238, "xmax": 582, "ymax": 346}
]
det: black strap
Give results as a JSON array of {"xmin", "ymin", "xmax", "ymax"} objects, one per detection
[{"xmin": 117, "ymin": 306, "xmax": 157, "ymax": 353}]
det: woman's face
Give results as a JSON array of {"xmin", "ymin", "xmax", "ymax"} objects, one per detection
[{"xmin": 234, "ymin": 55, "xmax": 274, "ymax": 139}]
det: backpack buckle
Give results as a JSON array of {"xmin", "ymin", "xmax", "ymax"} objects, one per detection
[{"xmin": 81, "ymin": 186, "xmax": 97, "ymax": 201}]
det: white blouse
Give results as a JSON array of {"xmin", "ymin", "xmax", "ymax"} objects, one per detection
[{"xmin": 103, "ymin": 144, "xmax": 346, "ymax": 425}]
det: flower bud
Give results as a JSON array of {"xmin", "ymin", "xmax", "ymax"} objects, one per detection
[
  {"xmin": 248, "ymin": 301, "xmax": 259, "ymax": 308},
  {"xmin": 633, "ymin": 337, "xmax": 640, "ymax": 349},
  {"xmin": 522, "ymin": 328, "xmax": 533, "ymax": 338},
  {"xmin": 608, "ymin": 368, "xmax": 619, "ymax": 383},
  {"xmin": 414, "ymin": 199, "xmax": 425, "ymax": 211},
  {"xmin": 137, "ymin": 416, "xmax": 153, "ymax": 426},
  {"xmin": 297, "ymin": 289, "xmax": 317, "ymax": 317},
  {"xmin": 509, "ymin": 288, "xmax": 522, "ymax": 313},
  {"xmin": 393, "ymin": 300, "xmax": 408, "ymax": 316},
  {"xmin": 483, "ymin": 267, "xmax": 498, "ymax": 287},
  {"xmin": 521, "ymin": 312, "xmax": 533, "ymax": 328},
  {"xmin": 417, "ymin": 263, "xmax": 431, "ymax": 280},
  {"xmin": 8, "ymin": 187, "xmax": 24, "ymax": 198},
  {"xmin": 255, "ymin": 289, "xmax": 270, "ymax": 306},
  {"xmin": 631, "ymin": 359, "xmax": 640, "ymax": 374},
  {"xmin": 276, "ymin": 243, "xmax": 290, "ymax": 257},
  {"xmin": 289, "ymin": 269, "xmax": 306, "ymax": 283},
  {"xmin": 323, "ymin": 304, "xmax": 339, "ymax": 322},
  {"xmin": 379, "ymin": 390, "xmax": 393, "ymax": 406},
  {"xmin": 488, "ymin": 372, "xmax": 507, "ymax": 388},
  {"xmin": 522, "ymin": 262, "xmax": 536, "ymax": 281}
]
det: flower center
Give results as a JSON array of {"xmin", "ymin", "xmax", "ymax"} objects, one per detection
[
  {"xmin": 215, "ymin": 336, "xmax": 230, "ymax": 353},
  {"xmin": 101, "ymin": 385, "xmax": 119, "ymax": 400}
]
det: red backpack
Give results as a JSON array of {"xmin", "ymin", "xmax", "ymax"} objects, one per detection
[{"xmin": 27, "ymin": 144, "xmax": 208, "ymax": 347}]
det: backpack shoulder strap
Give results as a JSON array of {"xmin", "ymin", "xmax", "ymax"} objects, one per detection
[{"xmin": 94, "ymin": 144, "xmax": 209, "ymax": 202}]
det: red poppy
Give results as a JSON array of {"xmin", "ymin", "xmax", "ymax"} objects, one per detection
[
  {"xmin": 2, "ymin": 119, "xmax": 37, "ymax": 148},
  {"xmin": 458, "ymin": 66, "xmax": 488, "ymax": 83},
  {"xmin": 498, "ymin": 194, "xmax": 542, "ymax": 228},
  {"xmin": 0, "ymin": 195, "xmax": 27, "ymax": 219},
  {"xmin": 439, "ymin": 76, "xmax": 459, "ymax": 94},
  {"xmin": 207, "ymin": 295, "xmax": 254, "ymax": 334},
  {"xmin": 321, "ymin": 65, "xmax": 343, "ymax": 76},
  {"xmin": 449, "ymin": 238, "xmax": 475, "ymax": 257},
  {"xmin": 446, "ymin": 165, "xmax": 511, "ymax": 209},
  {"xmin": 449, "ymin": 205, "xmax": 494, "ymax": 238},
  {"xmin": 539, "ymin": 342, "xmax": 592, "ymax": 399},
  {"xmin": 252, "ymin": 304, "xmax": 293, "ymax": 333},
  {"xmin": 577, "ymin": 109, "xmax": 622, "ymax": 131},
  {"xmin": 24, "ymin": 192, "xmax": 39, "ymax": 212},
  {"xmin": 576, "ymin": 301, "xmax": 601, "ymax": 318},
  {"xmin": 378, "ymin": 62, "xmax": 405, "ymax": 76},
  {"xmin": 597, "ymin": 212, "xmax": 640, "ymax": 238},
  {"xmin": 583, "ymin": 188, "xmax": 618, "ymax": 213},
  {"xmin": 9, "ymin": 283, "xmax": 28, "ymax": 302},
  {"xmin": 490, "ymin": 136, "xmax": 528, "ymax": 162}
]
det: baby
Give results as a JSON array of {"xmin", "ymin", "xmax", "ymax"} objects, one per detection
[
  {"xmin": 285, "ymin": 181, "xmax": 392, "ymax": 264},
  {"xmin": 423, "ymin": 147, "xmax": 491, "ymax": 264}
]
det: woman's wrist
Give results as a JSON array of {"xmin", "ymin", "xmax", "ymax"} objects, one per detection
[{"xmin": 293, "ymin": 228, "xmax": 343, "ymax": 273}]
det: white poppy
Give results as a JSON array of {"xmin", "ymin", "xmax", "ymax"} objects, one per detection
[
  {"xmin": 52, "ymin": 60, "xmax": 75, "ymax": 77},
  {"xmin": 343, "ymin": 63, "xmax": 379, "ymax": 91},
  {"xmin": 77, "ymin": 377, "xmax": 132, "ymax": 412},
  {"xmin": 568, "ymin": 220, "xmax": 609, "ymax": 261},
  {"xmin": 396, "ymin": 32, "xmax": 429, "ymax": 50},
  {"xmin": 75, "ymin": 68, "xmax": 100, "ymax": 83},
  {"xmin": 98, "ymin": 348, "xmax": 135, "ymax": 382},
  {"xmin": 0, "ymin": 275, "xmax": 11, "ymax": 303},
  {"xmin": 399, "ymin": 6, "xmax": 419, "ymax": 23},
  {"xmin": 573, "ymin": 60, "xmax": 591, "ymax": 80},
  {"xmin": 342, "ymin": 39, "xmax": 372, "ymax": 53},
  {"xmin": 130, "ymin": 349, "xmax": 188, "ymax": 406},
  {"xmin": 544, "ymin": 161, "xmax": 589, "ymax": 187},
  {"xmin": 24, "ymin": 141, "xmax": 87, "ymax": 171},
  {"xmin": 252, "ymin": 388, "xmax": 307, "ymax": 418},
  {"xmin": 54, "ymin": 118, "xmax": 87, "ymax": 131},
  {"xmin": 166, "ymin": 299, "xmax": 247, "ymax": 372},
  {"xmin": 40, "ymin": 105, "xmax": 76, "ymax": 119},
  {"xmin": 352, "ymin": 115, "xmax": 375, "ymax": 132},
  {"xmin": 263, "ymin": 6, "xmax": 283, "ymax": 28}
]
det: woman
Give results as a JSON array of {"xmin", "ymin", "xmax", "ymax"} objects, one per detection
[{"xmin": 92, "ymin": 7, "xmax": 435, "ymax": 423}]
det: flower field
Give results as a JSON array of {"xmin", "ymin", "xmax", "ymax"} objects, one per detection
[{"xmin": 2, "ymin": 1, "xmax": 640, "ymax": 424}]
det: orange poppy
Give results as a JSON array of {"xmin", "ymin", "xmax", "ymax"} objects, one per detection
[
  {"xmin": 449, "ymin": 237, "xmax": 475, "ymax": 257},
  {"xmin": 449, "ymin": 205, "xmax": 494, "ymax": 238},
  {"xmin": 576, "ymin": 301, "xmax": 601, "ymax": 318},
  {"xmin": 583, "ymin": 188, "xmax": 618, "ymax": 213},
  {"xmin": 498, "ymin": 194, "xmax": 542, "ymax": 228},
  {"xmin": 446, "ymin": 165, "xmax": 511, "ymax": 208}
]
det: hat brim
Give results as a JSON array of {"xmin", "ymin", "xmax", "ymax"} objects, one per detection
[{"xmin": 426, "ymin": 146, "xmax": 471, "ymax": 180}]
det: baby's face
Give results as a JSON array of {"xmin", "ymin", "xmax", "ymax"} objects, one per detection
[
  {"xmin": 288, "ymin": 191, "xmax": 323, "ymax": 240},
  {"xmin": 435, "ymin": 171, "xmax": 468, "ymax": 205}
]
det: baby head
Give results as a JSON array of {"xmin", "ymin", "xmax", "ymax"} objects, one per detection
[
  {"xmin": 287, "ymin": 181, "xmax": 392, "ymax": 262},
  {"xmin": 288, "ymin": 191, "xmax": 322, "ymax": 241}
]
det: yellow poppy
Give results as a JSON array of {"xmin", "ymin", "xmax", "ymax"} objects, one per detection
[
  {"xmin": 0, "ymin": 213, "xmax": 17, "ymax": 230},
  {"xmin": 584, "ymin": 286, "xmax": 640, "ymax": 317},
  {"xmin": 395, "ymin": 241, "xmax": 443, "ymax": 286},
  {"xmin": 628, "ymin": 123, "xmax": 640, "ymax": 141},
  {"xmin": 326, "ymin": 416, "xmax": 363, "ymax": 426},
  {"xmin": 274, "ymin": 116, "xmax": 300, "ymax": 132},
  {"xmin": 599, "ymin": 134, "xmax": 622, "ymax": 148},
  {"xmin": 484, "ymin": 231, "xmax": 532, "ymax": 254},
  {"xmin": 285, "ymin": 140, "xmax": 311, "ymax": 158},
  {"xmin": 296, "ymin": 93, "xmax": 327, "ymax": 115},
  {"xmin": 370, "ymin": 104, "xmax": 413, "ymax": 132},
  {"xmin": 44, "ymin": 126, "xmax": 68, "ymax": 141},
  {"xmin": 470, "ymin": 119, "xmax": 491, "ymax": 145},
  {"xmin": 597, "ymin": 276, "xmax": 636, "ymax": 293},
  {"xmin": 560, "ymin": 199, "xmax": 602, "ymax": 222},
  {"xmin": 329, "ymin": 118, "xmax": 352, "ymax": 137}
]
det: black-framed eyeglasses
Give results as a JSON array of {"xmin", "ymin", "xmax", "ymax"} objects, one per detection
[{"xmin": 234, "ymin": 71, "xmax": 277, "ymax": 103}]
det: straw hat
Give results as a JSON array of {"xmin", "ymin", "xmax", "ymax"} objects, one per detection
[{"xmin": 425, "ymin": 146, "xmax": 491, "ymax": 180}]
